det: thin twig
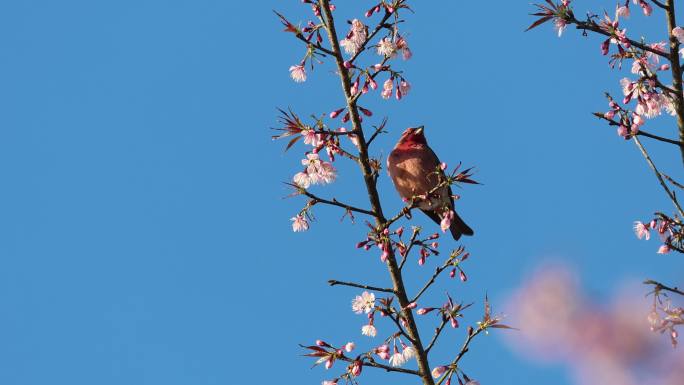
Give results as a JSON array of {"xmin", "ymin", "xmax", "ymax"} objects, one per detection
[
  {"xmin": 632, "ymin": 135, "xmax": 684, "ymax": 217},
  {"xmin": 644, "ymin": 279, "xmax": 684, "ymax": 296},
  {"xmin": 328, "ymin": 279, "xmax": 396, "ymax": 294},
  {"xmin": 411, "ymin": 259, "xmax": 453, "ymax": 304},
  {"xmin": 301, "ymin": 190, "xmax": 377, "ymax": 217},
  {"xmin": 424, "ymin": 318, "xmax": 448, "ymax": 355},
  {"xmin": 399, "ymin": 227, "xmax": 421, "ymax": 270}
]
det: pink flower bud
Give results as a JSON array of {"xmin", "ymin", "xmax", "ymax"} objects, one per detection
[
  {"xmin": 418, "ymin": 256, "xmax": 426, "ymax": 265},
  {"xmin": 660, "ymin": 64, "xmax": 670, "ymax": 71},
  {"xmin": 657, "ymin": 244, "xmax": 671, "ymax": 254},
  {"xmin": 317, "ymin": 339, "xmax": 329, "ymax": 347},
  {"xmin": 440, "ymin": 162, "xmax": 447, "ymax": 170},
  {"xmin": 642, "ymin": 3, "xmax": 653, "ymax": 16},
  {"xmin": 330, "ymin": 108, "xmax": 344, "ymax": 119},
  {"xmin": 650, "ymin": 219, "xmax": 657, "ymax": 229},
  {"xmin": 365, "ymin": 79, "xmax": 376, "ymax": 92},
  {"xmin": 432, "ymin": 366, "xmax": 447, "ymax": 378},
  {"xmin": 429, "ymin": 233, "xmax": 440, "ymax": 240},
  {"xmin": 617, "ymin": 125, "xmax": 629, "ymax": 137},
  {"xmin": 431, "ymin": 242, "xmax": 439, "ymax": 249},
  {"xmin": 359, "ymin": 106, "xmax": 373, "ymax": 116},
  {"xmin": 405, "ymin": 302, "xmax": 417, "ymax": 310},
  {"xmin": 459, "ymin": 270, "xmax": 467, "ymax": 282},
  {"xmin": 343, "ymin": 60, "xmax": 353, "ymax": 69},
  {"xmin": 604, "ymin": 110, "xmax": 615, "ymax": 119},
  {"xmin": 395, "ymin": 226, "xmax": 404, "ymax": 236},
  {"xmin": 450, "ymin": 268, "xmax": 456, "ymax": 278},
  {"xmin": 601, "ymin": 39, "xmax": 610, "ymax": 55},
  {"xmin": 461, "ymin": 252, "xmax": 470, "ymax": 262},
  {"xmin": 450, "ymin": 317, "xmax": 459, "ymax": 328},
  {"xmin": 417, "ymin": 307, "xmax": 435, "ymax": 315},
  {"xmin": 325, "ymin": 358, "xmax": 334, "ymax": 370},
  {"xmin": 341, "ymin": 112, "xmax": 350, "ymax": 123},
  {"xmin": 345, "ymin": 342, "xmax": 355, "ymax": 352},
  {"xmin": 351, "ymin": 360, "xmax": 362, "ymax": 376}
]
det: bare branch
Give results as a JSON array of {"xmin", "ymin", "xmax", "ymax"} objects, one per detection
[
  {"xmin": 328, "ymin": 279, "xmax": 396, "ymax": 294},
  {"xmin": 632, "ymin": 136, "xmax": 684, "ymax": 217},
  {"xmin": 645, "ymin": 279, "xmax": 684, "ymax": 296}
]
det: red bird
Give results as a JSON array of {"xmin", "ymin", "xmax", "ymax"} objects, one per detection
[{"xmin": 387, "ymin": 126, "xmax": 474, "ymax": 240}]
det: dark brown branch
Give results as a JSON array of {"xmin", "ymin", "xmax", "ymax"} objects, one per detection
[
  {"xmin": 663, "ymin": 0, "xmax": 684, "ymax": 165},
  {"xmin": 294, "ymin": 33, "xmax": 335, "ymax": 56},
  {"xmin": 411, "ymin": 259, "xmax": 453, "ymax": 304},
  {"xmin": 399, "ymin": 227, "xmax": 421, "ymax": 270},
  {"xmin": 637, "ymin": 130, "xmax": 684, "ymax": 146},
  {"xmin": 571, "ymin": 18, "xmax": 670, "ymax": 59},
  {"xmin": 653, "ymin": 0, "xmax": 668, "ymax": 10},
  {"xmin": 424, "ymin": 318, "xmax": 448, "ymax": 355},
  {"xmin": 328, "ymin": 279, "xmax": 396, "ymax": 294},
  {"xmin": 318, "ymin": 2, "xmax": 435, "ymax": 384},
  {"xmin": 301, "ymin": 190, "xmax": 377, "ymax": 217},
  {"xmin": 339, "ymin": 355, "xmax": 420, "ymax": 376},
  {"xmin": 450, "ymin": 327, "xmax": 484, "ymax": 367},
  {"xmin": 644, "ymin": 279, "xmax": 684, "ymax": 296}
]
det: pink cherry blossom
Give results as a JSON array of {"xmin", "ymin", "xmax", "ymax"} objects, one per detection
[
  {"xmin": 293, "ymin": 171, "xmax": 311, "ymax": 189},
  {"xmin": 634, "ymin": 221, "xmax": 651, "ymax": 240},
  {"xmin": 291, "ymin": 215, "xmax": 309, "ymax": 232},
  {"xmin": 388, "ymin": 348, "xmax": 406, "ymax": 367},
  {"xmin": 361, "ymin": 323, "xmax": 377, "ymax": 337},
  {"xmin": 302, "ymin": 153, "xmax": 337, "ymax": 185},
  {"xmin": 657, "ymin": 244, "xmax": 671, "ymax": 254},
  {"xmin": 377, "ymin": 37, "xmax": 396, "ymax": 57},
  {"xmin": 381, "ymin": 78, "xmax": 393, "ymax": 99},
  {"xmin": 289, "ymin": 65, "xmax": 307, "ymax": 83},
  {"xmin": 352, "ymin": 291, "xmax": 376, "ymax": 314},
  {"xmin": 340, "ymin": 19, "xmax": 367, "ymax": 56},
  {"xmin": 344, "ymin": 342, "xmax": 355, "ymax": 352},
  {"xmin": 674, "ymin": 26, "xmax": 684, "ymax": 44},
  {"xmin": 616, "ymin": 5, "xmax": 630, "ymax": 19}
]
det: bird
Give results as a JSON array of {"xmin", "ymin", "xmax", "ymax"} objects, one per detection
[{"xmin": 387, "ymin": 126, "xmax": 474, "ymax": 240}]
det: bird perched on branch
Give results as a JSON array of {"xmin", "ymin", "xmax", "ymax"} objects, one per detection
[{"xmin": 387, "ymin": 126, "xmax": 474, "ymax": 240}]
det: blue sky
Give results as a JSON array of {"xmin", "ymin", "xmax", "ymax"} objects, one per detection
[{"xmin": 1, "ymin": 1, "xmax": 683, "ymax": 384}]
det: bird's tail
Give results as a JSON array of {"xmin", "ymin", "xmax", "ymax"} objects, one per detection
[{"xmin": 449, "ymin": 211, "xmax": 474, "ymax": 241}]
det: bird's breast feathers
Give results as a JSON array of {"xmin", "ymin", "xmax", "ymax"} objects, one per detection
[{"xmin": 388, "ymin": 147, "xmax": 451, "ymax": 211}]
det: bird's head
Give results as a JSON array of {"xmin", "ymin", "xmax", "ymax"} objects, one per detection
[{"xmin": 396, "ymin": 126, "xmax": 427, "ymax": 148}]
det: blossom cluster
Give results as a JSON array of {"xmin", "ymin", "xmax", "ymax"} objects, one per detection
[
  {"xmin": 633, "ymin": 212, "xmax": 684, "ymax": 254},
  {"xmin": 505, "ymin": 265, "xmax": 684, "ymax": 385}
]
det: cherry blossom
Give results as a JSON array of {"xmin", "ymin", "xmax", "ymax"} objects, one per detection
[
  {"xmin": 289, "ymin": 64, "xmax": 306, "ymax": 83},
  {"xmin": 634, "ymin": 221, "xmax": 650, "ymax": 240},
  {"xmin": 291, "ymin": 215, "xmax": 309, "ymax": 232},
  {"xmin": 351, "ymin": 291, "xmax": 375, "ymax": 314}
]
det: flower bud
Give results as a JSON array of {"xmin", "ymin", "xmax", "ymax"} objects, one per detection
[
  {"xmin": 330, "ymin": 108, "xmax": 344, "ymax": 119},
  {"xmin": 431, "ymin": 366, "xmax": 447, "ymax": 378}
]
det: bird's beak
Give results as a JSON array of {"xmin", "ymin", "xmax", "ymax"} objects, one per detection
[{"xmin": 414, "ymin": 126, "xmax": 424, "ymax": 135}]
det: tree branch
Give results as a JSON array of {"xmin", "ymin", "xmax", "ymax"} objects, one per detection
[
  {"xmin": 318, "ymin": 2, "xmax": 435, "ymax": 384},
  {"xmin": 632, "ymin": 135, "xmax": 684, "ymax": 217},
  {"xmin": 300, "ymin": 190, "xmax": 378, "ymax": 217},
  {"xmin": 663, "ymin": 0, "xmax": 684, "ymax": 166},
  {"xmin": 644, "ymin": 279, "xmax": 684, "ymax": 296},
  {"xmin": 328, "ymin": 279, "xmax": 396, "ymax": 294}
]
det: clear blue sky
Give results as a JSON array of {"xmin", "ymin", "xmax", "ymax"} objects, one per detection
[{"xmin": 1, "ymin": 1, "xmax": 683, "ymax": 384}]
